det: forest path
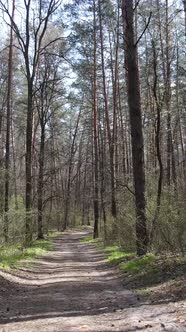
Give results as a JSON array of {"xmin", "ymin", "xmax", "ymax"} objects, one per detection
[{"xmin": 0, "ymin": 229, "xmax": 186, "ymax": 332}]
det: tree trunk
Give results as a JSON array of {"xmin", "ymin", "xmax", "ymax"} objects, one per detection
[
  {"xmin": 25, "ymin": 81, "xmax": 33, "ymax": 243},
  {"xmin": 183, "ymin": 0, "xmax": 186, "ymax": 38},
  {"xmin": 63, "ymin": 108, "xmax": 81, "ymax": 230},
  {"xmin": 150, "ymin": 40, "xmax": 163, "ymax": 244},
  {"xmin": 37, "ymin": 125, "xmax": 45, "ymax": 239},
  {"xmin": 122, "ymin": 0, "xmax": 148, "ymax": 256},
  {"xmin": 11, "ymin": 115, "xmax": 18, "ymax": 210},
  {"xmin": 98, "ymin": 0, "xmax": 117, "ymax": 218},
  {"xmin": 176, "ymin": 45, "xmax": 186, "ymax": 179},
  {"xmin": 93, "ymin": 0, "xmax": 99, "ymax": 239},
  {"xmin": 118, "ymin": 79, "xmax": 126, "ymax": 179},
  {"xmin": 4, "ymin": 0, "xmax": 15, "ymax": 242}
]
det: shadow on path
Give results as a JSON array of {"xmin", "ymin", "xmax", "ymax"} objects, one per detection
[{"xmin": 0, "ymin": 229, "xmax": 185, "ymax": 332}]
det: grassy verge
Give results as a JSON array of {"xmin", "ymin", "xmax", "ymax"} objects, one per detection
[
  {"xmin": 48, "ymin": 231, "xmax": 64, "ymax": 238},
  {"xmin": 102, "ymin": 245, "xmax": 156, "ymax": 279},
  {"xmin": 81, "ymin": 235, "xmax": 186, "ymax": 302},
  {"xmin": 80, "ymin": 235, "xmax": 100, "ymax": 244},
  {"xmin": 105, "ymin": 246, "xmax": 186, "ymax": 302},
  {"xmin": 119, "ymin": 253, "xmax": 155, "ymax": 273},
  {"xmin": 104, "ymin": 245, "xmax": 135, "ymax": 264},
  {"xmin": 0, "ymin": 239, "xmax": 52, "ymax": 269}
]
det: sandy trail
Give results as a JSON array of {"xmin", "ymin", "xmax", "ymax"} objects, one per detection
[{"xmin": 0, "ymin": 229, "xmax": 185, "ymax": 332}]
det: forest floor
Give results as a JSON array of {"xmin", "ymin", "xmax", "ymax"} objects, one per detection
[{"xmin": 0, "ymin": 229, "xmax": 186, "ymax": 332}]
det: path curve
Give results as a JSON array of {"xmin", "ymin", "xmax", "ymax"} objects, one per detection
[{"xmin": 0, "ymin": 229, "xmax": 186, "ymax": 332}]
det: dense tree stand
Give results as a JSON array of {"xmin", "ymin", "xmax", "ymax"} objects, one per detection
[{"xmin": 0, "ymin": 0, "xmax": 185, "ymax": 267}]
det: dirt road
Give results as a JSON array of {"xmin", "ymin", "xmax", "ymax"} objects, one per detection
[{"xmin": 0, "ymin": 229, "xmax": 185, "ymax": 332}]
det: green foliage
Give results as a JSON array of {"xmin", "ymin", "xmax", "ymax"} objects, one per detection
[
  {"xmin": 45, "ymin": 210, "xmax": 64, "ymax": 231},
  {"xmin": 146, "ymin": 181, "xmax": 186, "ymax": 253},
  {"xmin": 9, "ymin": 195, "xmax": 24, "ymax": 209},
  {"xmin": 80, "ymin": 235, "xmax": 99, "ymax": 243},
  {"xmin": 0, "ymin": 239, "xmax": 52, "ymax": 268},
  {"xmin": 99, "ymin": 241, "xmax": 156, "ymax": 279},
  {"xmin": 70, "ymin": 211, "xmax": 84, "ymax": 227},
  {"xmin": 99, "ymin": 179, "xmax": 186, "ymax": 256},
  {"xmin": 48, "ymin": 231, "xmax": 64, "ymax": 238},
  {"xmin": 119, "ymin": 254, "xmax": 155, "ymax": 274},
  {"xmin": 101, "ymin": 189, "xmax": 136, "ymax": 252},
  {"xmin": 104, "ymin": 245, "xmax": 134, "ymax": 264},
  {"xmin": 0, "ymin": 197, "xmax": 66, "ymax": 246},
  {"xmin": 0, "ymin": 195, "xmax": 38, "ymax": 246}
]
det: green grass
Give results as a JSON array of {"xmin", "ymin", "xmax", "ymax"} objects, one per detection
[
  {"xmin": 104, "ymin": 245, "xmax": 134, "ymax": 263},
  {"xmin": 103, "ymin": 244, "xmax": 156, "ymax": 276},
  {"xmin": 119, "ymin": 253, "xmax": 155, "ymax": 274},
  {"xmin": 80, "ymin": 235, "xmax": 157, "ymax": 279},
  {"xmin": 81, "ymin": 238, "xmax": 135, "ymax": 264},
  {"xmin": 0, "ymin": 239, "xmax": 52, "ymax": 268},
  {"xmin": 80, "ymin": 235, "xmax": 100, "ymax": 243},
  {"xmin": 48, "ymin": 231, "xmax": 63, "ymax": 238}
]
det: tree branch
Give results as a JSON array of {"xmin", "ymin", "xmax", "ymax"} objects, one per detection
[
  {"xmin": 134, "ymin": 12, "xmax": 152, "ymax": 47},
  {"xmin": 133, "ymin": 0, "xmax": 141, "ymax": 11}
]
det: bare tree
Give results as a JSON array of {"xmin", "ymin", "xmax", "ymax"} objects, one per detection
[{"xmin": 0, "ymin": 0, "xmax": 61, "ymax": 242}]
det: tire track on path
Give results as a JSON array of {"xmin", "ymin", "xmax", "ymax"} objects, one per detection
[{"xmin": 0, "ymin": 229, "xmax": 185, "ymax": 331}]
